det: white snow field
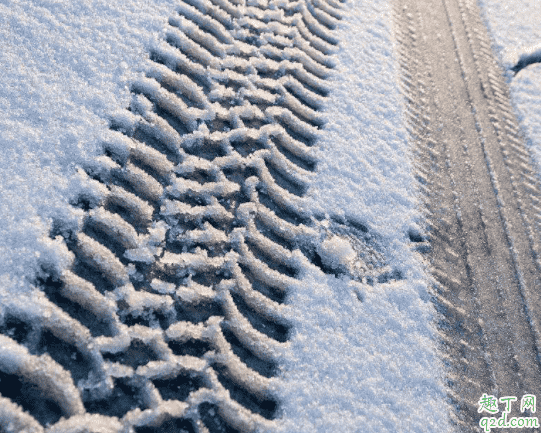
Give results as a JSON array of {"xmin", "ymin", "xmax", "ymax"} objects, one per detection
[
  {"xmin": 477, "ymin": 0, "xmax": 541, "ymax": 175},
  {"xmin": 0, "ymin": 0, "xmax": 452, "ymax": 432}
]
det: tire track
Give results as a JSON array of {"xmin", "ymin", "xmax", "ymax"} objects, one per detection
[
  {"xmin": 395, "ymin": 0, "xmax": 541, "ymax": 431},
  {"xmin": 0, "ymin": 0, "xmax": 412, "ymax": 430},
  {"xmin": 0, "ymin": 1, "xmax": 389, "ymax": 432}
]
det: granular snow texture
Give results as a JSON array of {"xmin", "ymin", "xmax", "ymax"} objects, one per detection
[
  {"xmin": 0, "ymin": 0, "xmax": 180, "ymax": 293},
  {"xmin": 272, "ymin": 1, "xmax": 453, "ymax": 431}
]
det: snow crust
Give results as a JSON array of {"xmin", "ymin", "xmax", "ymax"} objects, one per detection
[
  {"xmin": 273, "ymin": 1, "xmax": 453, "ymax": 431},
  {"xmin": 0, "ymin": 0, "xmax": 180, "ymax": 293},
  {"xmin": 477, "ymin": 0, "xmax": 541, "ymax": 174}
]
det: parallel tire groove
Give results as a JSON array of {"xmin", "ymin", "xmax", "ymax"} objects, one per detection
[{"xmin": 395, "ymin": 0, "xmax": 541, "ymax": 430}]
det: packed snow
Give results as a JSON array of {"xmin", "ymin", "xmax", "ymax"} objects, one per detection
[
  {"xmin": 477, "ymin": 0, "xmax": 541, "ymax": 175},
  {"xmin": 0, "ymin": 0, "xmax": 453, "ymax": 432}
]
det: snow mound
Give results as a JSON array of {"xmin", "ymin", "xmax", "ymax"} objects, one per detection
[{"xmin": 317, "ymin": 235, "xmax": 357, "ymax": 272}]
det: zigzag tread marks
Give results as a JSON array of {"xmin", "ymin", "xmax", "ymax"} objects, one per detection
[
  {"xmin": 392, "ymin": 3, "xmax": 497, "ymax": 428},
  {"xmin": 312, "ymin": 0, "xmax": 342, "ymax": 21},
  {"xmin": 176, "ymin": 2, "xmax": 234, "ymax": 45},
  {"xmin": 307, "ymin": 0, "xmax": 340, "ymax": 28},
  {"xmin": 0, "ymin": 0, "xmax": 341, "ymax": 432},
  {"xmin": 461, "ymin": 0, "xmax": 541, "ymax": 313},
  {"xmin": 300, "ymin": 5, "xmax": 339, "ymax": 45},
  {"xmin": 169, "ymin": 15, "xmax": 229, "ymax": 59}
]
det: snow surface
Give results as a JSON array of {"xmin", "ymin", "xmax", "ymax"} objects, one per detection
[
  {"xmin": 274, "ymin": 1, "xmax": 453, "ymax": 432},
  {"xmin": 477, "ymin": 0, "xmax": 541, "ymax": 174},
  {"xmin": 0, "ymin": 0, "xmax": 453, "ymax": 431},
  {"xmin": 317, "ymin": 235, "xmax": 357, "ymax": 272},
  {"xmin": 0, "ymin": 0, "xmax": 180, "ymax": 293}
]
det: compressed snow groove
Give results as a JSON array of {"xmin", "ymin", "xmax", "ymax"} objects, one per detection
[
  {"xmin": 393, "ymin": 12, "xmax": 488, "ymax": 430},
  {"xmin": 395, "ymin": 0, "xmax": 541, "ymax": 431},
  {"xmin": 0, "ymin": 0, "xmax": 351, "ymax": 432}
]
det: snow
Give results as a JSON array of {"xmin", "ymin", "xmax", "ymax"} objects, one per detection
[
  {"xmin": 477, "ymin": 0, "xmax": 541, "ymax": 174},
  {"xmin": 0, "ymin": 0, "xmax": 454, "ymax": 431},
  {"xmin": 0, "ymin": 0, "xmax": 181, "ymax": 293},
  {"xmin": 273, "ymin": 0, "xmax": 453, "ymax": 432},
  {"xmin": 317, "ymin": 235, "xmax": 357, "ymax": 272}
]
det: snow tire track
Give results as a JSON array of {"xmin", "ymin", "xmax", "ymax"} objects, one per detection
[
  {"xmin": 395, "ymin": 0, "xmax": 541, "ymax": 431},
  {"xmin": 0, "ymin": 0, "xmax": 348, "ymax": 432}
]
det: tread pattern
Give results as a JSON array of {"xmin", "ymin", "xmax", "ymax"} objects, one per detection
[
  {"xmin": 0, "ymin": 0, "xmax": 344, "ymax": 432},
  {"xmin": 394, "ymin": 9, "xmax": 493, "ymax": 424},
  {"xmin": 395, "ymin": 0, "xmax": 541, "ymax": 430}
]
